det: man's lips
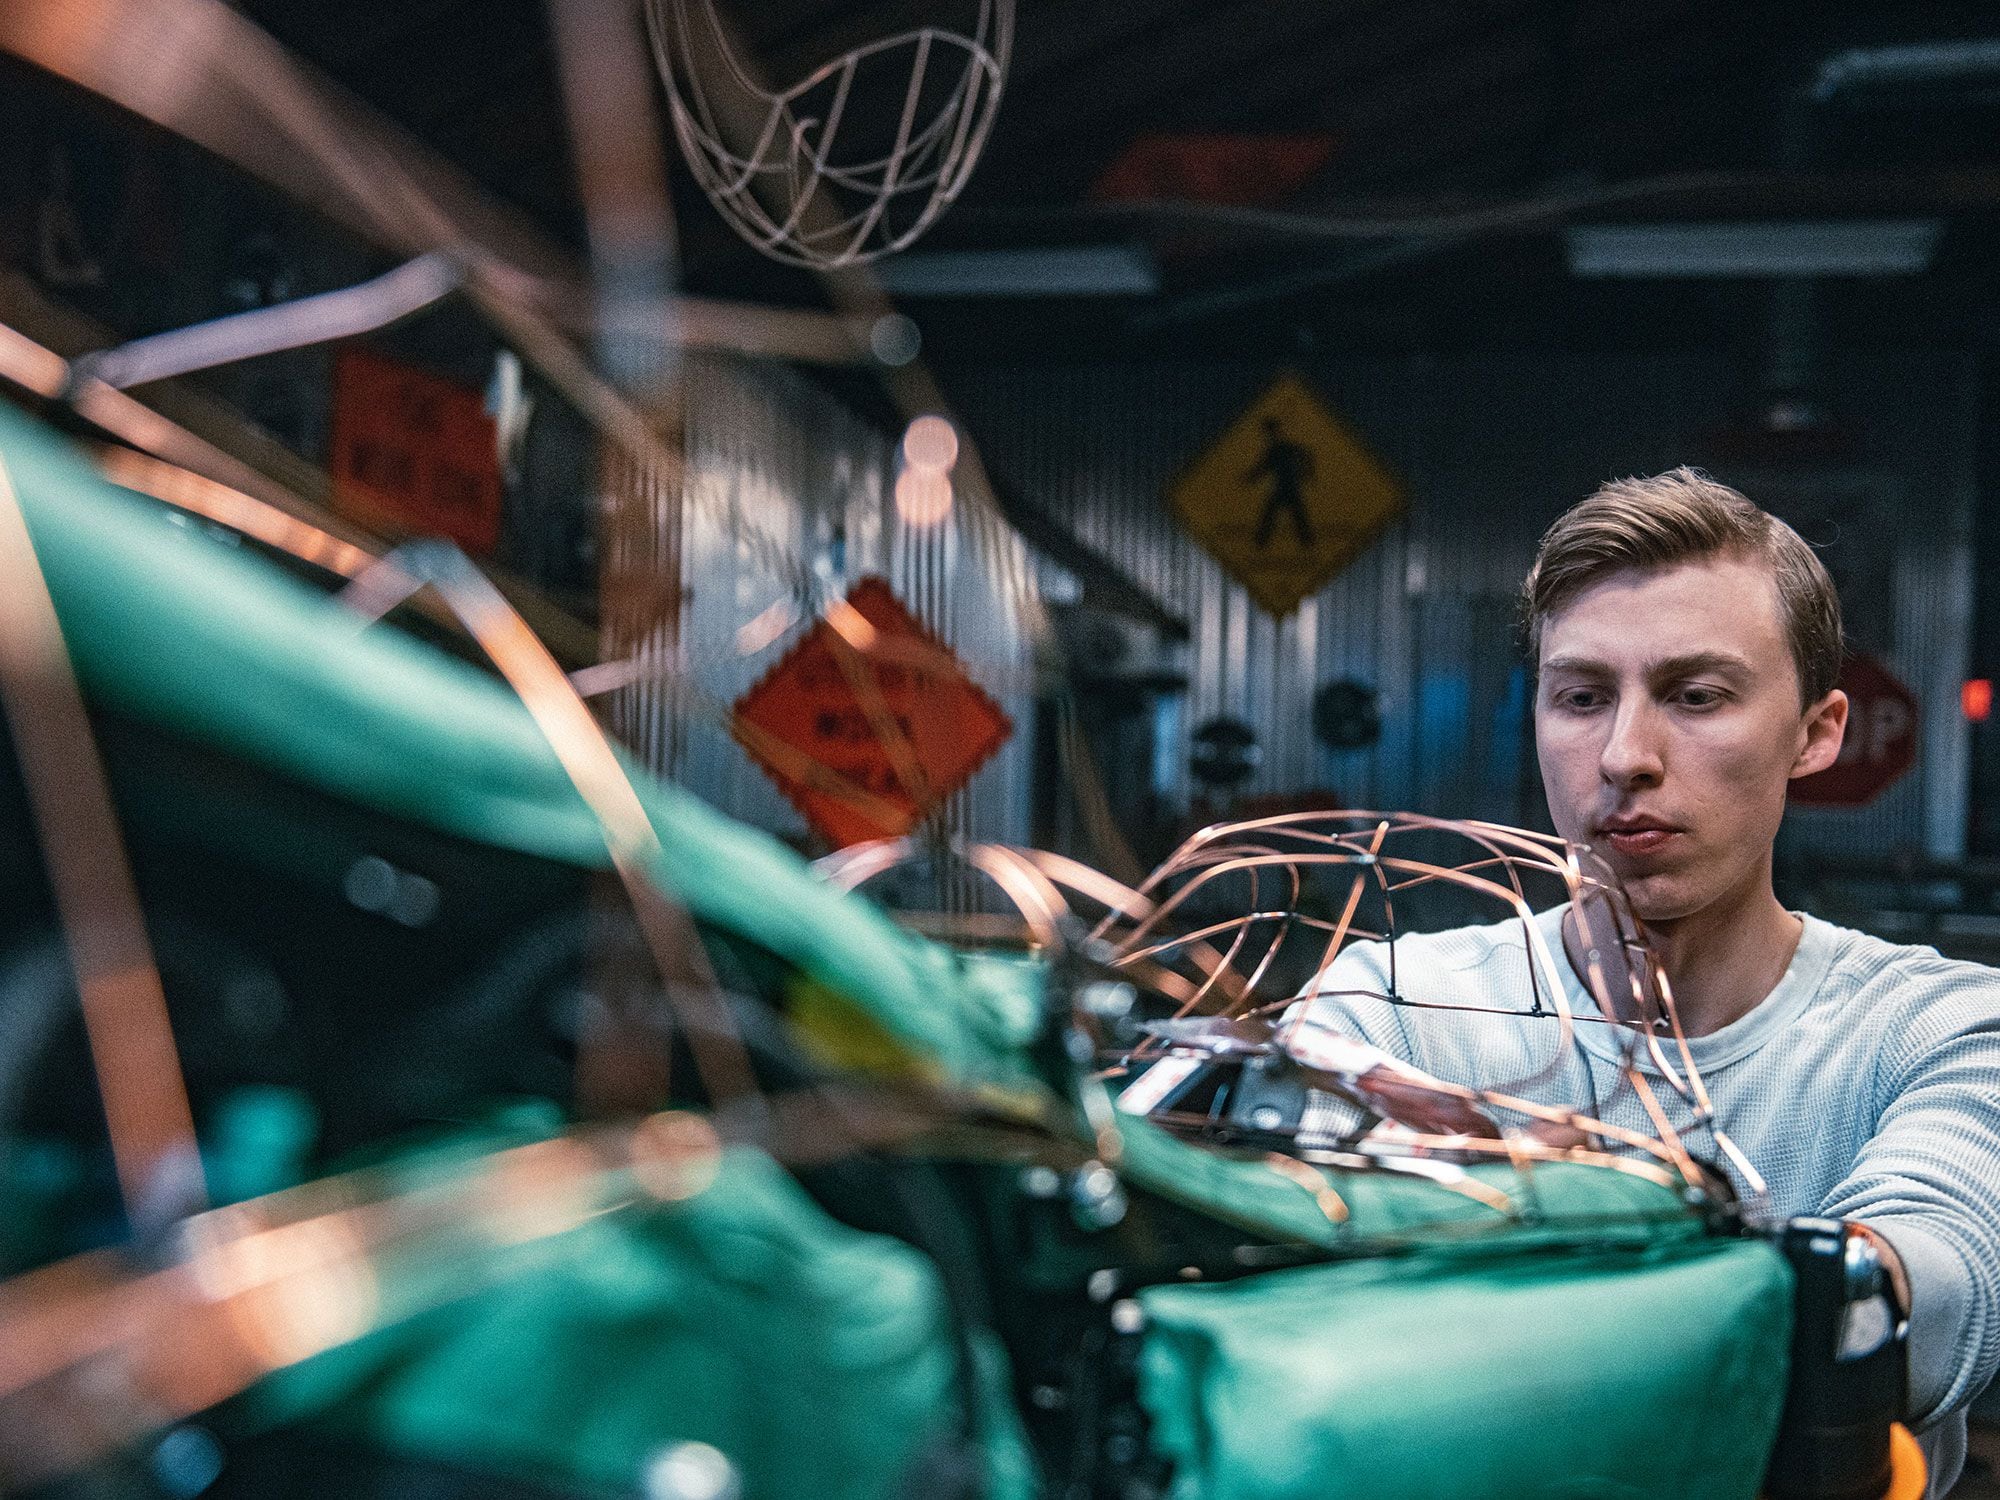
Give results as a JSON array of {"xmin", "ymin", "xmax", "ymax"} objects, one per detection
[{"xmin": 1596, "ymin": 821, "xmax": 1684, "ymax": 856}]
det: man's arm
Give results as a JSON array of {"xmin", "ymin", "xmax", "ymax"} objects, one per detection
[{"xmin": 1818, "ymin": 992, "xmax": 2000, "ymax": 1423}]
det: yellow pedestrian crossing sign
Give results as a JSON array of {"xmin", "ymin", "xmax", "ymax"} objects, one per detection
[{"xmin": 1168, "ymin": 373, "xmax": 1404, "ymax": 617}]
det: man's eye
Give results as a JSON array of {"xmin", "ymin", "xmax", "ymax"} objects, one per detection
[
  {"xmin": 1674, "ymin": 686, "xmax": 1723, "ymax": 708},
  {"xmin": 1555, "ymin": 688, "xmax": 1606, "ymax": 711}
]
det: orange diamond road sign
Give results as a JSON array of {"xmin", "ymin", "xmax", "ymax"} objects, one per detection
[
  {"xmin": 732, "ymin": 576, "xmax": 1013, "ymax": 848},
  {"xmin": 1168, "ymin": 373, "xmax": 1404, "ymax": 617}
]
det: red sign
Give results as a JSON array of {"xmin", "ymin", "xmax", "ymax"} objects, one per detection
[
  {"xmin": 1791, "ymin": 652, "xmax": 1918, "ymax": 808},
  {"xmin": 732, "ymin": 577, "xmax": 1013, "ymax": 847},
  {"xmin": 330, "ymin": 348, "xmax": 502, "ymax": 553},
  {"xmin": 1092, "ymin": 133, "xmax": 1338, "ymax": 208}
]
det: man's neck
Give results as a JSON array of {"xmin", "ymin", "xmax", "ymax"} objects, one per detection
[{"xmin": 1632, "ymin": 878, "xmax": 1804, "ymax": 1038}]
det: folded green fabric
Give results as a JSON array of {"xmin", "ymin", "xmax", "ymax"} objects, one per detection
[
  {"xmin": 247, "ymin": 1141, "xmax": 1035, "ymax": 1500},
  {"xmin": 1138, "ymin": 1234, "xmax": 1792, "ymax": 1500}
]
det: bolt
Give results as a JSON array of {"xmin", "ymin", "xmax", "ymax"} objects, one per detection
[
  {"xmin": 1071, "ymin": 1161, "xmax": 1128, "ymax": 1230},
  {"xmin": 645, "ymin": 1443, "xmax": 739, "ymax": 1500},
  {"xmin": 1020, "ymin": 1165, "xmax": 1062, "ymax": 1199},
  {"xmin": 1080, "ymin": 981, "xmax": 1137, "ymax": 1020}
]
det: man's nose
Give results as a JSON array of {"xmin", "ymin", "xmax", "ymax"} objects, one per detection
[{"xmin": 1600, "ymin": 700, "xmax": 1666, "ymax": 789}]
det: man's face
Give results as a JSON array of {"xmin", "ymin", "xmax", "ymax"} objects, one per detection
[{"xmin": 1534, "ymin": 554, "xmax": 1846, "ymax": 922}]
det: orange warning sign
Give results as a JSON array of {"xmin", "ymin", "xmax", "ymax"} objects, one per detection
[
  {"xmin": 330, "ymin": 347, "xmax": 502, "ymax": 554},
  {"xmin": 732, "ymin": 577, "xmax": 1013, "ymax": 848}
]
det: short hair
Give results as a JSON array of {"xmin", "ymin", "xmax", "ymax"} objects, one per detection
[{"xmin": 1521, "ymin": 467, "xmax": 1844, "ymax": 706}]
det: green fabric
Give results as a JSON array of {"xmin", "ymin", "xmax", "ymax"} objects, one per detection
[
  {"xmin": 1138, "ymin": 1235, "xmax": 1793, "ymax": 1500},
  {"xmin": 0, "ymin": 404, "xmax": 1735, "ymax": 1240},
  {"xmin": 1110, "ymin": 1114, "xmax": 1707, "ymax": 1254},
  {"xmin": 250, "ymin": 1140, "xmax": 1035, "ymax": 1500},
  {"xmin": 0, "ymin": 400, "xmax": 1030, "ymax": 1097}
]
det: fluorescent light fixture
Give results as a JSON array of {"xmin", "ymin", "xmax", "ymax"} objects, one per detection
[
  {"xmin": 875, "ymin": 245, "xmax": 1159, "ymax": 297},
  {"xmin": 1565, "ymin": 220, "xmax": 1943, "ymax": 278}
]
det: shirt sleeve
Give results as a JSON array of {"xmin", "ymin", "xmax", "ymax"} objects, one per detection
[
  {"xmin": 1282, "ymin": 939, "xmax": 1423, "ymax": 1144},
  {"xmin": 1285, "ymin": 938, "xmax": 1412, "ymax": 1055},
  {"xmin": 1816, "ymin": 968, "xmax": 2000, "ymax": 1423}
]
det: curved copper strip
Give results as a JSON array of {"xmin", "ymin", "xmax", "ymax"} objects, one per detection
[
  {"xmin": 0, "ymin": 450, "xmax": 203, "ymax": 1232},
  {"xmin": 336, "ymin": 542, "xmax": 760, "ymax": 1114}
]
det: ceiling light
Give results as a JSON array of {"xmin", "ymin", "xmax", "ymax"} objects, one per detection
[
  {"xmin": 875, "ymin": 246, "xmax": 1159, "ymax": 297},
  {"xmin": 1565, "ymin": 220, "xmax": 1943, "ymax": 278}
]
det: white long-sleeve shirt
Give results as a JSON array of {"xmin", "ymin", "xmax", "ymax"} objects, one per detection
[{"xmin": 1296, "ymin": 909, "xmax": 2000, "ymax": 1495}]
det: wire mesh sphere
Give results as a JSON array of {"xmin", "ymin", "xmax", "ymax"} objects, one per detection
[{"xmin": 644, "ymin": 0, "xmax": 1013, "ymax": 269}]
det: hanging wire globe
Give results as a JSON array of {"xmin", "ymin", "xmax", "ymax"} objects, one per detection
[{"xmin": 644, "ymin": 0, "xmax": 1013, "ymax": 269}]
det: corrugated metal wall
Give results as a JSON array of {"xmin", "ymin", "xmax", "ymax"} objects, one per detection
[
  {"xmin": 946, "ymin": 352, "xmax": 1977, "ymax": 859},
  {"xmin": 609, "ymin": 355, "xmax": 1041, "ymax": 852}
]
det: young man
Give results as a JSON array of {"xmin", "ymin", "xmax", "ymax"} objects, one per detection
[{"xmin": 1294, "ymin": 468, "xmax": 2000, "ymax": 1494}]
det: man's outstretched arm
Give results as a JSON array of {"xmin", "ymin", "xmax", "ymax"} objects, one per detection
[{"xmin": 1818, "ymin": 989, "xmax": 2000, "ymax": 1425}]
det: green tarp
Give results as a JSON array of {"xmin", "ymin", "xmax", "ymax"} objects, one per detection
[
  {"xmin": 0, "ymin": 399, "xmax": 1739, "ymax": 1254},
  {"xmin": 248, "ymin": 1139, "xmax": 1036, "ymax": 1500},
  {"xmin": 1139, "ymin": 1236, "xmax": 1792, "ymax": 1500}
]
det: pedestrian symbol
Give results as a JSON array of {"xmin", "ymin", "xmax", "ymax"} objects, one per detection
[
  {"xmin": 1168, "ymin": 374, "xmax": 1403, "ymax": 616},
  {"xmin": 1248, "ymin": 416, "xmax": 1317, "ymax": 551}
]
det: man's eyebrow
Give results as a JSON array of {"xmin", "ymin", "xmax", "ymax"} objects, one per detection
[
  {"xmin": 1647, "ymin": 650, "xmax": 1756, "ymax": 679},
  {"xmin": 1539, "ymin": 651, "xmax": 1756, "ymax": 678}
]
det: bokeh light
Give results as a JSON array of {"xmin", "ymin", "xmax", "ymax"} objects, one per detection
[{"xmin": 900, "ymin": 415, "xmax": 959, "ymax": 473}]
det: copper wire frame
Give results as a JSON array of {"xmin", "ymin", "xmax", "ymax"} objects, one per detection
[{"xmin": 820, "ymin": 811, "xmax": 1767, "ymax": 1213}]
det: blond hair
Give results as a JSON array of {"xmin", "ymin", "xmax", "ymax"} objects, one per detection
[{"xmin": 1522, "ymin": 467, "xmax": 1843, "ymax": 705}]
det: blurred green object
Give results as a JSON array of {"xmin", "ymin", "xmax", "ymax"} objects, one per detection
[
  {"xmin": 0, "ymin": 1135, "xmax": 86, "ymax": 1273},
  {"xmin": 246, "ymin": 1139, "xmax": 1035, "ymax": 1500},
  {"xmin": 205, "ymin": 1085, "xmax": 318, "ymax": 1205},
  {"xmin": 1139, "ymin": 1235, "xmax": 1792, "ymax": 1500},
  {"xmin": 0, "ymin": 400, "xmax": 1035, "ymax": 1100}
]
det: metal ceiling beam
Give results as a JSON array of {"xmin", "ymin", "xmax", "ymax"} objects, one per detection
[{"xmin": 1124, "ymin": 164, "xmax": 2000, "ymax": 330}]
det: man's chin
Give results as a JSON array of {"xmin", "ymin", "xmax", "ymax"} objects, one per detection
[{"xmin": 1610, "ymin": 867, "xmax": 1706, "ymax": 925}]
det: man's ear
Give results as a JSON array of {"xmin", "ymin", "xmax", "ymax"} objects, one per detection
[{"xmin": 1790, "ymin": 688, "xmax": 1849, "ymax": 780}]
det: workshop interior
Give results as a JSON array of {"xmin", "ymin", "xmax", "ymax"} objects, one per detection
[{"xmin": 1, "ymin": 1, "xmax": 1999, "ymax": 1497}]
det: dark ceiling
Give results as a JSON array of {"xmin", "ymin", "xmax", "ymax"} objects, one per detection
[{"xmin": 40, "ymin": 0, "xmax": 2000, "ymax": 358}]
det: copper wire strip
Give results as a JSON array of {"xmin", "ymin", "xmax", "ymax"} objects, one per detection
[
  {"xmin": 334, "ymin": 543, "xmax": 760, "ymax": 1115},
  {"xmin": 0, "ymin": 450, "xmax": 204, "ymax": 1230}
]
